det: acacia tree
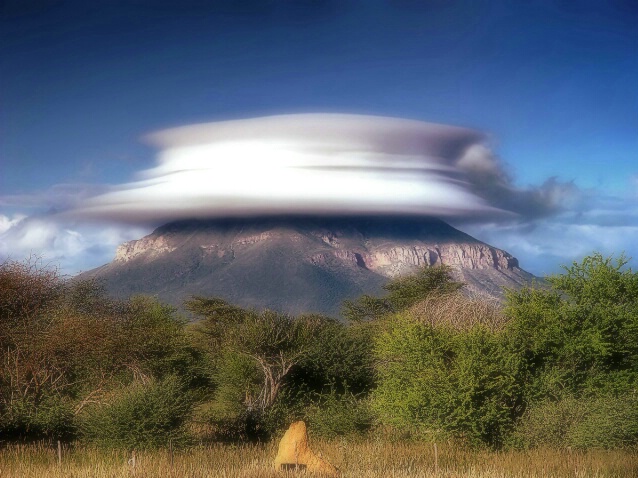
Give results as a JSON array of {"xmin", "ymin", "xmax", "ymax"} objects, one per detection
[
  {"xmin": 233, "ymin": 311, "xmax": 321, "ymax": 412},
  {"xmin": 0, "ymin": 258, "xmax": 72, "ymax": 437},
  {"xmin": 342, "ymin": 265, "xmax": 463, "ymax": 322},
  {"xmin": 187, "ymin": 298, "xmax": 322, "ymax": 416}
]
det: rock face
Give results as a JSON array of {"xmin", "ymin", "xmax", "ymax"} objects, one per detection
[
  {"xmin": 274, "ymin": 421, "xmax": 339, "ymax": 476},
  {"xmin": 78, "ymin": 216, "xmax": 537, "ymax": 317}
]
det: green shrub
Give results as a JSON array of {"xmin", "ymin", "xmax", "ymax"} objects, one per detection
[
  {"xmin": 80, "ymin": 376, "xmax": 193, "ymax": 449},
  {"xmin": 569, "ymin": 394, "xmax": 638, "ymax": 449},
  {"xmin": 511, "ymin": 394, "xmax": 638, "ymax": 449},
  {"xmin": 372, "ymin": 301, "xmax": 523, "ymax": 447},
  {"xmin": 505, "ymin": 253, "xmax": 638, "ymax": 400},
  {"xmin": 508, "ymin": 396, "xmax": 586, "ymax": 448},
  {"xmin": 304, "ymin": 390, "xmax": 372, "ymax": 439},
  {"xmin": 0, "ymin": 395, "xmax": 75, "ymax": 440}
]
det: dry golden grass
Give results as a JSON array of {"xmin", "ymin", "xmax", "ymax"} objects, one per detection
[{"xmin": 0, "ymin": 440, "xmax": 635, "ymax": 478}]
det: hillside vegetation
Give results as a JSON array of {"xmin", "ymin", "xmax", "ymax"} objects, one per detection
[{"xmin": 0, "ymin": 253, "xmax": 636, "ymax": 451}]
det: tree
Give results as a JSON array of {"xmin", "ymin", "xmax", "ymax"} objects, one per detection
[
  {"xmin": 342, "ymin": 265, "xmax": 463, "ymax": 321},
  {"xmin": 187, "ymin": 297, "xmax": 376, "ymax": 439},
  {"xmin": 0, "ymin": 258, "xmax": 74, "ymax": 438},
  {"xmin": 505, "ymin": 252, "xmax": 638, "ymax": 399},
  {"xmin": 505, "ymin": 253, "xmax": 638, "ymax": 448},
  {"xmin": 187, "ymin": 299, "xmax": 323, "ymax": 416}
]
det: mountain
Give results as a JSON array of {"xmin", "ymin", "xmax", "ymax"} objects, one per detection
[{"xmin": 78, "ymin": 216, "xmax": 537, "ymax": 317}]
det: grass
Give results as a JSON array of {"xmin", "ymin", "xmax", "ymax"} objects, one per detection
[{"xmin": 0, "ymin": 440, "xmax": 636, "ymax": 477}]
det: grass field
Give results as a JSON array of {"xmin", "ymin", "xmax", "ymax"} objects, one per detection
[{"xmin": 0, "ymin": 440, "xmax": 636, "ymax": 477}]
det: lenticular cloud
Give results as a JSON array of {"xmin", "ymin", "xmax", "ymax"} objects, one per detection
[{"xmin": 70, "ymin": 114, "xmax": 512, "ymax": 223}]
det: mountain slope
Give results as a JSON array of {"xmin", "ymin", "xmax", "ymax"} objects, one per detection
[{"xmin": 79, "ymin": 216, "xmax": 536, "ymax": 317}]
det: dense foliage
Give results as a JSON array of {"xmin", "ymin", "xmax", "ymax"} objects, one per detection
[
  {"xmin": 372, "ymin": 253, "xmax": 638, "ymax": 448},
  {"xmin": 1, "ymin": 253, "xmax": 636, "ymax": 449},
  {"xmin": 185, "ymin": 297, "xmax": 372, "ymax": 440},
  {"xmin": 0, "ymin": 259, "xmax": 200, "ymax": 446},
  {"xmin": 505, "ymin": 253, "xmax": 638, "ymax": 448},
  {"xmin": 372, "ymin": 304, "xmax": 524, "ymax": 447}
]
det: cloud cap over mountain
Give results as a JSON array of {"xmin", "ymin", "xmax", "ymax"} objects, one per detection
[{"xmin": 67, "ymin": 114, "xmax": 568, "ymax": 224}]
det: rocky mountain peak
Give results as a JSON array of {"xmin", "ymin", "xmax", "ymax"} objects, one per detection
[{"xmin": 80, "ymin": 216, "xmax": 536, "ymax": 317}]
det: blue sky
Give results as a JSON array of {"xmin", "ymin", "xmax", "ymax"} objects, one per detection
[{"xmin": 1, "ymin": 0, "xmax": 637, "ymax": 277}]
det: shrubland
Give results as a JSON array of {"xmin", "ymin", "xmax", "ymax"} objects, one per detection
[
  {"xmin": 0, "ymin": 252, "xmax": 636, "ymax": 453},
  {"xmin": 0, "ymin": 259, "xmax": 200, "ymax": 447}
]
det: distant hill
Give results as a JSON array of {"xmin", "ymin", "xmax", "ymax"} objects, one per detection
[{"xmin": 78, "ymin": 216, "xmax": 537, "ymax": 317}]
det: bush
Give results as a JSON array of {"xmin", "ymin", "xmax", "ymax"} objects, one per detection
[
  {"xmin": 569, "ymin": 394, "xmax": 638, "ymax": 449},
  {"xmin": 505, "ymin": 253, "xmax": 638, "ymax": 400},
  {"xmin": 372, "ymin": 295, "xmax": 524, "ymax": 447},
  {"xmin": 80, "ymin": 376, "xmax": 193, "ymax": 449},
  {"xmin": 200, "ymin": 350, "xmax": 263, "ymax": 441},
  {"xmin": 508, "ymin": 396, "xmax": 586, "ymax": 449},
  {"xmin": 288, "ymin": 316, "xmax": 376, "ymax": 397},
  {"xmin": 304, "ymin": 390, "xmax": 372, "ymax": 439},
  {"xmin": 1, "ymin": 395, "xmax": 75, "ymax": 440},
  {"xmin": 511, "ymin": 393, "xmax": 638, "ymax": 449}
]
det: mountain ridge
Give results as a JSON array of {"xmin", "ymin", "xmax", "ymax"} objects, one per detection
[{"xmin": 79, "ymin": 216, "xmax": 536, "ymax": 317}]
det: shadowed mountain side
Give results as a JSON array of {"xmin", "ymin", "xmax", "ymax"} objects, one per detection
[{"xmin": 78, "ymin": 216, "xmax": 536, "ymax": 317}]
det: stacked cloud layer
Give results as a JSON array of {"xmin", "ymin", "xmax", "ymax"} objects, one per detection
[{"xmin": 69, "ymin": 114, "xmax": 533, "ymax": 223}]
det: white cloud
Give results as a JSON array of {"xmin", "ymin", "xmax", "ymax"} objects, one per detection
[
  {"xmin": 460, "ymin": 199, "xmax": 638, "ymax": 277},
  {"xmin": 0, "ymin": 214, "xmax": 27, "ymax": 234},
  {"xmin": 65, "ymin": 114, "xmax": 569, "ymax": 224},
  {"xmin": 0, "ymin": 215, "xmax": 149, "ymax": 275}
]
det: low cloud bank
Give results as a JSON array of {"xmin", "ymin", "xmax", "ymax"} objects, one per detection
[
  {"xmin": 461, "ymin": 189, "xmax": 638, "ymax": 275},
  {"xmin": 0, "ymin": 213, "xmax": 149, "ymax": 275}
]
